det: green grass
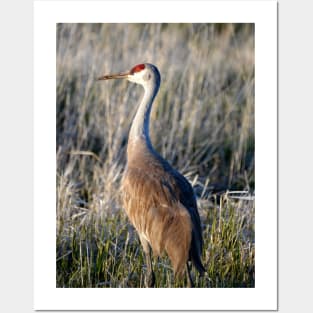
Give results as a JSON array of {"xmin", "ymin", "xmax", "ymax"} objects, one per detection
[
  {"xmin": 56, "ymin": 23, "xmax": 255, "ymax": 288},
  {"xmin": 57, "ymin": 191, "xmax": 254, "ymax": 288}
]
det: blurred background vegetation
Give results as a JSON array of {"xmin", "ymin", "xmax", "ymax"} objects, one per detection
[{"xmin": 56, "ymin": 23, "xmax": 255, "ymax": 288}]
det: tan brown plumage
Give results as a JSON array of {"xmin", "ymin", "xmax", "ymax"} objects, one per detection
[
  {"xmin": 98, "ymin": 63, "xmax": 205, "ymax": 287},
  {"xmin": 122, "ymin": 141, "xmax": 192, "ymax": 276}
]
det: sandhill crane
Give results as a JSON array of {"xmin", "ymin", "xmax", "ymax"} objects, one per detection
[{"xmin": 98, "ymin": 63, "xmax": 205, "ymax": 287}]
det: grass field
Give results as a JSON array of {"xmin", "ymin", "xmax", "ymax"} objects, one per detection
[{"xmin": 56, "ymin": 23, "xmax": 255, "ymax": 288}]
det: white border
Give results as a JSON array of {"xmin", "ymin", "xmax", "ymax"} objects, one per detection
[{"xmin": 34, "ymin": 1, "xmax": 277, "ymax": 310}]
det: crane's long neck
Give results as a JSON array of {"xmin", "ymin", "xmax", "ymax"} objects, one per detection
[{"xmin": 128, "ymin": 82, "xmax": 159, "ymax": 151}]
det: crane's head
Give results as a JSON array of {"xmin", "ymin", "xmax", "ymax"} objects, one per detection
[{"xmin": 97, "ymin": 63, "xmax": 161, "ymax": 90}]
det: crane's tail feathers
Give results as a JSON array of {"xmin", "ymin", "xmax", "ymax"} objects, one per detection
[
  {"xmin": 192, "ymin": 254, "xmax": 206, "ymax": 276},
  {"xmin": 190, "ymin": 230, "xmax": 206, "ymax": 275}
]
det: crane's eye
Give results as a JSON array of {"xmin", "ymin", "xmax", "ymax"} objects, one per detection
[
  {"xmin": 130, "ymin": 63, "xmax": 145, "ymax": 74},
  {"xmin": 143, "ymin": 72, "xmax": 151, "ymax": 81}
]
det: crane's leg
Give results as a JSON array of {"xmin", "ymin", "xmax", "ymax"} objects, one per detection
[
  {"xmin": 139, "ymin": 234, "xmax": 155, "ymax": 287},
  {"xmin": 186, "ymin": 262, "xmax": 194, "ymax": 288}
]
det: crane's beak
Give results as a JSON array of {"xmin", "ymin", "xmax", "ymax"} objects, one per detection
[{"xmin": 97, "ymin": 71, "xmax": 130, "ymax": 81}]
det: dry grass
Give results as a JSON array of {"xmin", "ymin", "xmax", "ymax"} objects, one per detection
[{"xmin": 56, "ymin": 23, "xmax": 255, "ymax": 288}]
